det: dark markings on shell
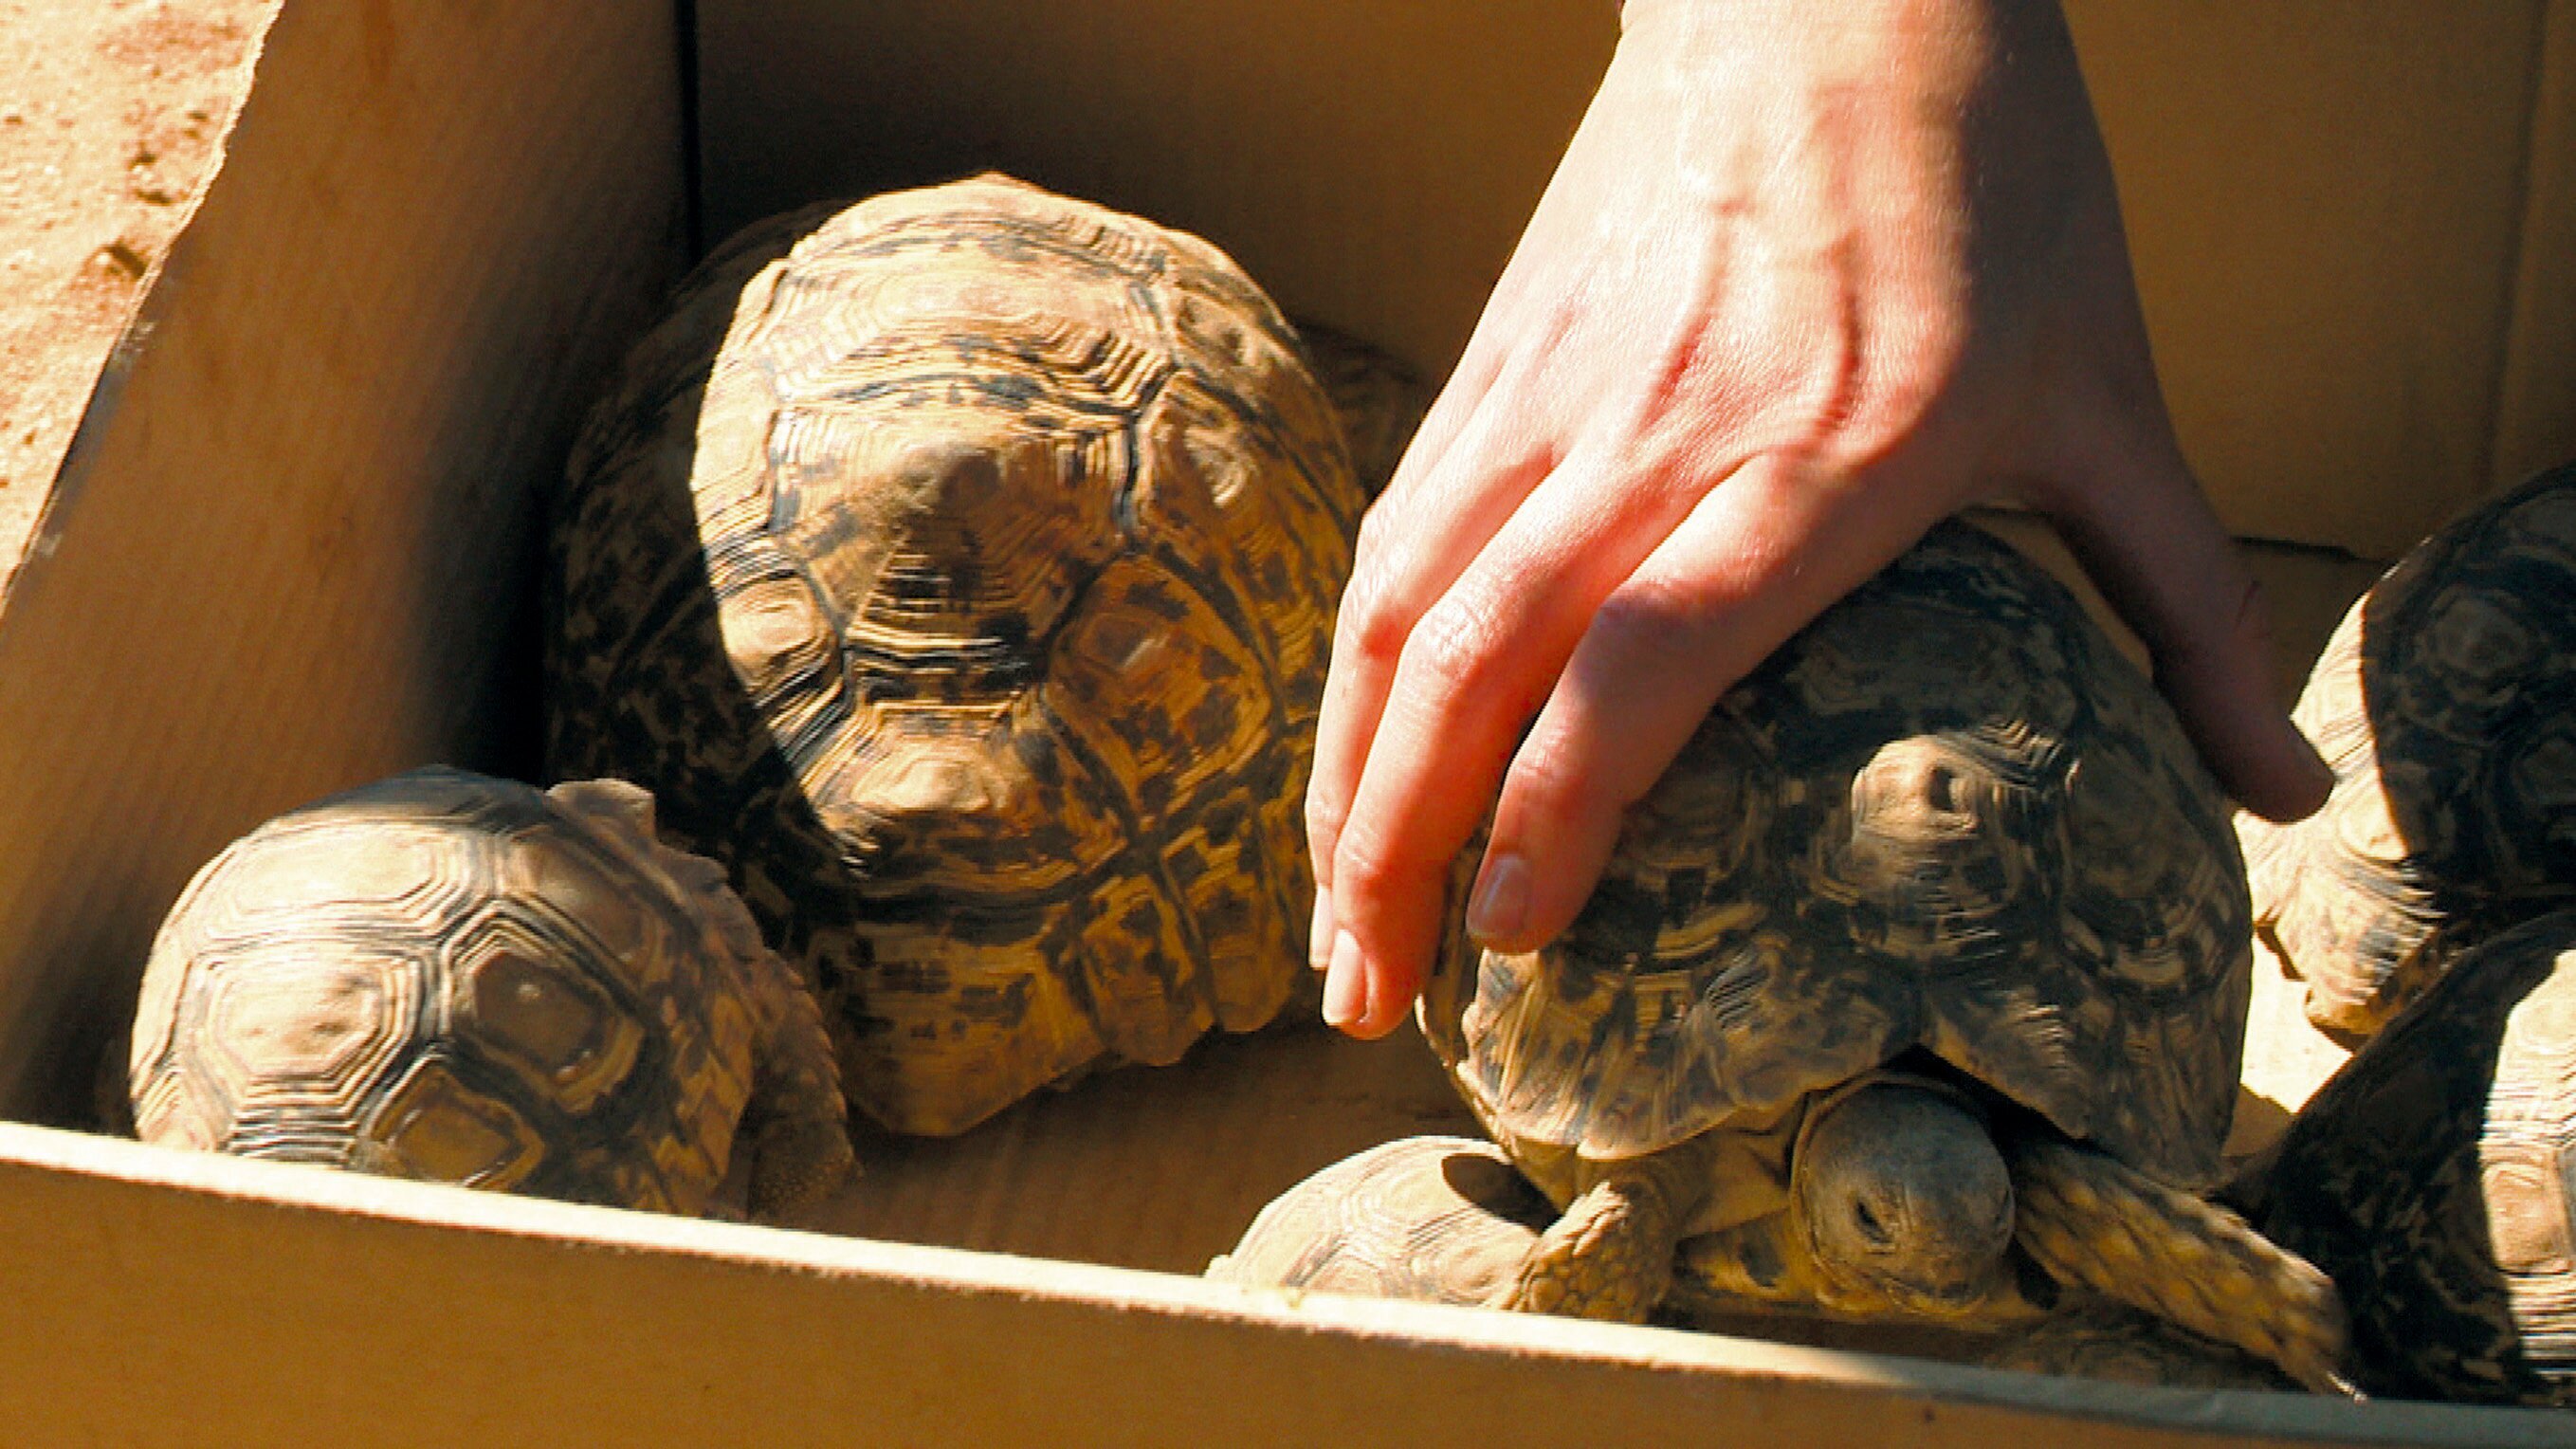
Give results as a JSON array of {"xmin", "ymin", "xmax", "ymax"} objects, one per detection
[
  {"xmin": 126, "ymin": 768, "xmax": 848, "ymax": 1218},
  {"xmin": 1432, "ymin": 523, "xmax": 2251, "ymax": 1188},
  {"xmin": 2243, "ymin": 909, "xmax": 2576, "ymax": 1405},
  {"xmin": 545, "ymin": 177, "xmax": 1361, "ymax": 1136},
  {"xmin": 2242, "ymin": 464, "xmax": 2576, "ymax": 1036}
]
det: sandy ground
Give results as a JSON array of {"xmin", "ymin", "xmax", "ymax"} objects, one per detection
[{"xmin": 0, "ymin": 0, "xmax": 276, "ymax": 577}]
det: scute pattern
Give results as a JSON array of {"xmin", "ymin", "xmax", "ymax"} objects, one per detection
[
  {"xmin": 1428, "ymin": 523, "xmax": 2250, "ymax": 1189},
  {"xmin": 1210, "ymin": 1136, "xmax": 1553, "ymax": 1307},
  {"xmin": 547, "ymin": 177, "xmax": 1365, "ymax": 1136},
  {"xmin": 2247, "ymin": 909, "xmax": 2576, "ymax": 1405},
  {"xmin": 2242, "ymin": 464, "xmax": 2576, "ymax": 1036},
  {"xmin": 127, "ymin": 768, "xmax": 853, "ymax": 1219}
]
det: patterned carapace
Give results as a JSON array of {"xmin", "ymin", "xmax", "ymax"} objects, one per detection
[
  {"xmin": 2240, "ymin": 463, "xmax": 2576, "ymax": 1037},
  {"xmin": 547, "ymin": 177, "xmax": 1367, "ymax": 1136},
  {"xmin": 128, "ymin": 767, "xmax": 852, "ymax": 1218}
]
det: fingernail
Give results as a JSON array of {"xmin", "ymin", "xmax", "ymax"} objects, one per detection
[
  {"xmin": 1322, "ymin": 930, "xmax": 1368, "ymax": 1029},
  {"xmin": 1306, "ymin": 885, "xmax": 1335, "ymax": 970},
  {"xmin": 1466, "ymin": 853, "xmax": 1529, "ymax": 945}
]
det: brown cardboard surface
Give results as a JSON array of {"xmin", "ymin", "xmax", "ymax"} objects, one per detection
[
  {"xmin": 0, "ymin": 1122, "xmax": 2554, "ymax": 1449},
  {"xmin": 0, "ymin": 0, "xmax": 687, "ymax": 1118},
  {"xmin": 2064, "ymin": 1, "xmax": 2551, "ymax": 559},
  {"xmin": 699, "ymin": 2, "xmax": 2576, "ymax": 561},
  {"xmin": 695, "ymin": 0, "xmax": 1616, "ymax": 410},
  {"xmin": 809, "ymin": 1019, "xmax": 1478, "ymax": 1274},
  {"xmin": 2226, "ymin": 941, "xmax": 2355, "ymax": 1168},
  {"xmin": 2495, "ymin": 0, "xmax": 2576, "ymax": 486}
]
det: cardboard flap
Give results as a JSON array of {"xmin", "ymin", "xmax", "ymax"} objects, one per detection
[
  {"xmin": 0, "ymin": 0, "xmax": 689, "ymax": 1119},
  {"xmin": 4, "ymin": 1122, "xmax": 2558, "ymax": 1448}
]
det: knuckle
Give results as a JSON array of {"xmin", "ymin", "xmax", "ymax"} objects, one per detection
[
  {"xmin": 1584, "ymin": 577, "xmax": 1707, "ymax": 667},
  {"xmin": 1333, "ymin": 568, "xmax": 1410, "ymax": 671},
  {"xmin": 1506, "ymin": 728, "xmax": 1598, "ymax": 819},
  {"xmin": 1756, "ymin": 332, "xmax": 1964, "ymax": 478},
  {"xmin": 1329, "ymin": 814, "xmax": 1411, "ymax": 902},
  {"xmin": 1403, "ymin": 589, "xmax": 1507, "ymax": 695},
  {"xmin": 1302, "ymin": 788, "xmax": 1347, "ymax": 852}
]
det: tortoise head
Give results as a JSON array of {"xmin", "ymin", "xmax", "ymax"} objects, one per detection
[{"xmin": 1791, "ymin": 1077, "xmax": 2017, "ymax": 1318}]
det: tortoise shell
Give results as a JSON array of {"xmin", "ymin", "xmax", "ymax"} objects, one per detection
[
  {"xmin": 1210, "ymin": 1135, "xmax": 1552, "ymax": 1308},
  {"xmin": 1219, "ymin": 1137, "xmax": 2293, "ymax": 1393},
  {"xmin": 2239, "ymin": 463, "xmax": 2576, "ymax": 1037},
  {"xmin": 126, "ymin": 767, "xmax": 853, "ymax": 1219},
  {"xmin": 1423, "ymin": 522, "xmax": 2253, "ymax": 1191},
  {"xmin": 2242, "ymin": 908, "xmax": 2576, "ymax": 1405},
  {"xmin": 546, "ymin": 176, "xmax": 1365, "ymax": 1136}
]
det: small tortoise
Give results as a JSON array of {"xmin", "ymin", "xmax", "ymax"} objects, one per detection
[
  {"xmin": 546, "ymin": 176, "xmax": 1373, "ymax": 1137},
  {"xmin": 1214, "ymin": 1135, "xmax": 2293, "ymax": 1392},
  {"xmin": 126, "ymin": 767, "xmax": 854, "ymax": 1220},
  {"xmin": 2238, "ymin": 463, "xmax": 2576, "ymax": 1038},
  {"xmin": 2238, "ymin": 908, "xmax": 2576, "ymax": 1405},
  {"xmin": 1417, "ymin": 523, "xmax": 2349, "ymax": 1393},
  {"xmin": 1211, "ymin": 1135, "xmax": 1551, "ymax": 1309}
]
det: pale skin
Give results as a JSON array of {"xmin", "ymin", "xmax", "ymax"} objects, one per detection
[{"xmin": 1306, "ymin": 0, "xmax": 2336, "ymax": 1037}]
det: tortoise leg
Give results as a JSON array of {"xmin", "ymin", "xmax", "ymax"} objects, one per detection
[
  {"xmin": 1502, "ymin": 1147, "xmax": 1706, "ymax": 1323},
  {"xmin": 737, "ymin": 944, "xmax": 860, "ymax": 1221},
  {"xmin": 2005, "ymin": 1134, "xmax": 2354, "ymax": 1397}
]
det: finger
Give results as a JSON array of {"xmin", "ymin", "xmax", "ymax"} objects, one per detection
[
  {"xmin": 1468, "ymin": 452, "xmax": 1948, "ymax": 955},
  {"xmin": 1372, "ymin": 319, "xmax": 1511, "ymax": 515},
  {"xmin": 1321, "ymin": 436, "xmax": 1710, "ymax": 1036},
  {"xmin": 2038, "ymin": 449, "xmax": 2333, "ymax": 823},
  {"xmin": 1302, "ymin": 358, "xmax": 1546, "ymax": 954}
]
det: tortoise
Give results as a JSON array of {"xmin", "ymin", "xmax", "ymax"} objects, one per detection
[
  {"xmin": 2238, "ymin": 462, "xmax": 2576, "ymax": 1039},
  {"xmin": 2235, "ymin": 908, "xmax": 2576, "ymax": 1405},
  {"xmin": 1213, "ymin": 1135, "xmax": 2293, "ymax": 1392},
  {"xmin": 1416, "ymin": 522, "xmax": 2351, "ymax": 1393},
  {"xmin": 545, "ymin": 175, "xmax": 1377, "ymax": 1138},
  {"xmin": 126, "ymin": 766, "xmax": 854, "ymax": 1220},
  {"xmin": 1210, "ymin": 1135, "xmax": 1551, "ymax": 1309}
]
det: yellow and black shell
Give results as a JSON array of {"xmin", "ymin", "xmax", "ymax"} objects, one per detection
[
  {"xmin": 1423, "ymin": 523, "xmax": 2253, "ymax": 1193},
  {"xmin": 2239, "ymin": 464, "xmax": 2576, "ymax": 1039},
  {"xmin": 2242, "ymin": 908, "xmax": 2576, "ymax": 1405},
  {"xmin": 545, "ymin": 177, "xmax": 1365, "ymax": 1137},
  {"xmin": 126, "ymin": 767, "xmax": 854, "ymax": 1219}
]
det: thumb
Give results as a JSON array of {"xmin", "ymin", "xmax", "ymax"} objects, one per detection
[{"xmin": 2038, "ymin": 447, "xmax": 2334, "ymax": 823}]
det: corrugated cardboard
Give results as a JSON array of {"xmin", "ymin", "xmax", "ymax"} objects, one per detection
[
  {"xmin": 0, "ymin": 2, "xmax": 2568, "ymax": 1441},
  {"xmin": 696, "ymin": 1, "xmax": 2576, "ymax": 561}
]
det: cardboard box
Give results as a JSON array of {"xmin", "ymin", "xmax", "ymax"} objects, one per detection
[{"xmin": 0, "ymin": 3, "xmax": 2568, "ymax": 1441}]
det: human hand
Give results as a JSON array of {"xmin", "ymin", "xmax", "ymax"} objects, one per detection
[{"xmin": 1304, "ymin": 0, "xmax": 2333, "ymax": 1038}]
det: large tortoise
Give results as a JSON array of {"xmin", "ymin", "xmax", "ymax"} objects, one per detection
[
  {"xmin": 546, "ymin": 176, "xmax": 1375, "ymax": 1136},
  {"xmin": 1416, "ymin": 523, "xmax": 2349, "ymax": 1392},
  {"xmin": 126, "ymin": 767, "xmax": 853, "ymax": 1220},
  {"xmin": 2238, "ymin": 908, "xmax": 2576, "ymax": 1405},
  {"xmin": 2238, "ymin": 463, "xmax": 2576, "ymax": 1038}
]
